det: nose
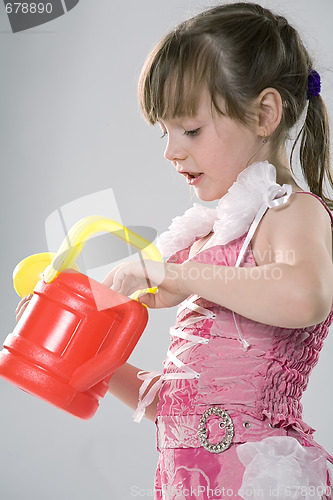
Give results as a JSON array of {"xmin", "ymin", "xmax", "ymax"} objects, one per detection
[{"xmin": 164, "ymin": 135, "xmax": 186, "ymax": 163}]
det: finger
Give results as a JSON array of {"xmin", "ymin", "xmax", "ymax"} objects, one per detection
[
  {"xmin": 16, "ymin": 298, "xmax": 32, "ymax": 322},
  {"xmin": 102, "ymin": 265, "xmax": 121, "ymax": 288},
  {"xmin": 15, "ymin": 294, "xmax": 32, "ymax": 316},
  {"xmin": 140, "ymin": 261, "xmax": 153, "ymax": 290},
  {"xmin": 112, "ymin": 267, "xmax": 127, "ymax": 293},
  {"xmin": 102, "ymin": 272, "xmax": 114, "ymax": 288},
  {"xmin": 137, "ymin": 292, "xmax": 157, "ymax": 309}
]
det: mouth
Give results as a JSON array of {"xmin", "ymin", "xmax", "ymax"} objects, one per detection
[{"xmin": 182, "ymin": 172, "xmax": 204, "ymax": 185}]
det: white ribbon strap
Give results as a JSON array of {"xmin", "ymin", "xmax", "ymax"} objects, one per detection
[
  {"xmin": 233, "ymin": 183, "xmax": 292, "ymax": 350},
  {"xmin": 133, "ymin": 370, "xmax": 163, "ymax": 423},
  {"xmin": 170, "ymin": 327, "xmax": 209, "ymax": 344},
  {"xmin": 264, "ymin": 183, "xmax": 292, "ymax": 208},
  {"xmin": 165, "ymin": 345, "xmax": 199, "ymax": 378},
  {"xmin": 175, "ymin": 315, "xmax": 210, "ymax": 330},
  {"xmin": 235, "ymin": 184, "xmax": 292, "ymax": 268},
  {"xmin": 235, "ymin": 203, "xmax": 268, "ymax": 268},
  {"xmin": 163, "ymin": 301, "xmax": 213, "ymax": 377},
  {"xmin": 133, "ymin": 310, "xmax": 211, "ymax": 423},
  {"xmin": 176, "ymin": 294, "xmax": 200, "ymax": 315},
  {"xmin": 177, "ymin": 295, "xmax": 215, "ymax": 317}
]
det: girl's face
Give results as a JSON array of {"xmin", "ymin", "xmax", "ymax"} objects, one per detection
[{"xmin": 159, "ymin": 88, "xmax": 264, "ymax": 201}]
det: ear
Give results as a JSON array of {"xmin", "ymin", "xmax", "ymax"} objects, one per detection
[{"xmin": 254, "ymin": 88, "xmax": 283, "ymax": 137}]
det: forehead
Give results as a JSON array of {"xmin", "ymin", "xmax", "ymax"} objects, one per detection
[
  {"xmin": 158, "ymin": 83, "xmax": 221, "ymax": 122},
  {"xmin": 166, "ymin": 90, "xmax": 201, "ymax": 118}
]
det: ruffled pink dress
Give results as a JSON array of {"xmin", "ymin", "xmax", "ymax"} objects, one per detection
[{"xmin": 135, "ymin": 163, "xmax": 333, "ymax": 500}]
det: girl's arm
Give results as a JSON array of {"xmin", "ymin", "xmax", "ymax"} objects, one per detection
[
  {"xmin": 108, "ymin": 363, "xmax": 160, "ymax": 422},
  {"xmin": 106, "ymin": 194, "xmax": 333, "ymax": 329},
  {"xmin": 178, "ymin": 194, "xmax": 333, "ymax": 328}
]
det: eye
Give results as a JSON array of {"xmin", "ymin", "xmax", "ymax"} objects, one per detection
[
  {"xmin": 183, "ymin": 128, "xmax": 200, "ymax": 137},
  {"xmin": 160, "ymin": 130, "xmax": 168, "ymax": 139}
]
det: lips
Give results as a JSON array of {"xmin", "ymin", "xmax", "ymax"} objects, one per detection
[
  {"xmin": 185, "ymin": 172, "xmax": 201, "ymax": 178},
  {"xmin": 179, "ymin": 171, "xmax": 202, "ymax": 179},
  {"xmin": 180, "ymin": 171, "xmax": 204, "ymax": 185}
]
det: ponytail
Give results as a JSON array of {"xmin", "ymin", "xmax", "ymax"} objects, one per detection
[{"xmin": 291, "ymin": 95, "xmax": 333, "ymax": 209}]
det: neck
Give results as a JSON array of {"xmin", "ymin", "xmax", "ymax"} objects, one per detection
[{"xmin": 266, "ymin": 145, "xmax": 301, "ymax": 191}]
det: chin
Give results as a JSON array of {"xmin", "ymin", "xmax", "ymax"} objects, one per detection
[{"xmin": 195, "ymin": 190, "xmax": 226, "ymax": 202}]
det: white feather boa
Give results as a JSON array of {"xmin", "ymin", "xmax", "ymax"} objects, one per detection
[{"xmin": 156, "ymin": 161, "xmax": 291, "ymax": 258}]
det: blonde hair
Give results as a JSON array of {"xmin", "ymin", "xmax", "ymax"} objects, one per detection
[{"xmin": 139, "ymin": 2, "xmax": 333, "ymax": 208}]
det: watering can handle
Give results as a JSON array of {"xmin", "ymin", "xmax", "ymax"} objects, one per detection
[
  {"xmin": 13, "ymin": 216, "xmax": 162, "ymax": 299},
  {"xmin": 48, "ymin": 217, "xmax": 161, "ymax": 390}
]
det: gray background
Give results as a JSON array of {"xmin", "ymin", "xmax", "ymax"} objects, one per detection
[{"xmin": 0, "ymin": 1, "xmax": 333, "ymax": 499}]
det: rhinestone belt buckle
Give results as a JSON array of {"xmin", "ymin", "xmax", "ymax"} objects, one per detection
[{"xmin": 197, "ymin": 407, "xmax": 234, "ymax": 453}]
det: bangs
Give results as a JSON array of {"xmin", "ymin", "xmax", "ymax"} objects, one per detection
[{"xmin": 138, "ymin": 32, "xmax": 222, "ymax": 124}]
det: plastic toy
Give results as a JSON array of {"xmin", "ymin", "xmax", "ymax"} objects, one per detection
[{"xmin": 0, "ymin": 216, "xmax": 162, "ymax": 419}]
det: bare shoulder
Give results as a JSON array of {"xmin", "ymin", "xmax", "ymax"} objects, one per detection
[
  {"xmin": 252, "ymin": 191, "xmax": 333, "ymax": 264},
  {"xmin": 266, "ymin": 192, "xmax": 332, "ymax": 242}
]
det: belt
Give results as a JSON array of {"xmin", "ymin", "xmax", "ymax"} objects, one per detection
[{"xmin": 156, "ymin": 408, "xmax": 289, "ymax": 453}]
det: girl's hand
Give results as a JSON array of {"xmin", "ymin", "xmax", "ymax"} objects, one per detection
[
  {"xmin": 15, "ymin": 294, "xmax": 33, "ymax": 322},
  {"xmin": 102, "ymin": 260, "xmax": 188, "ymax": 309}
]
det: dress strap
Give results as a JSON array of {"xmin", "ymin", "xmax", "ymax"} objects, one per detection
[
  {"xmin": 235, "ymin": 183, "xmax": 293, "ymax": 268},
  {"xmin": 293, "ymin": 191, "xmax": 333, "ymax": 227},
  {"xmin": 231, "ymin": 183, "xmax": 293, "ymax": 350}
]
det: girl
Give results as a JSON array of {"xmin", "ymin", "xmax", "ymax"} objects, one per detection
[
  {"xmin": 16, "ymin": 2, "xmax": 332, "ymax": 499},
  {"xmin": 106, "ymin": 2, "xmax": 333, "ymax": 499}
]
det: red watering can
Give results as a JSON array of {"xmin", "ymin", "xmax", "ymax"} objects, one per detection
[{"xmin": 0, "ymin": 216, "xmax": 161, "ymax": 419}]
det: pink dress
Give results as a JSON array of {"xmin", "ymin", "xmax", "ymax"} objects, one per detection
[{"xmin": 135, "ymin": 164, "xmax": 333, "ymax": 500}]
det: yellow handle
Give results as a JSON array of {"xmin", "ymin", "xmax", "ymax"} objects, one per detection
[
  {"xmin": 13, "ymin": 252, "xmax": 80, "ymax": 298},
  {"xmin": 13, "ymin": 216, "xmax": 162, "ymax": 299}
]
